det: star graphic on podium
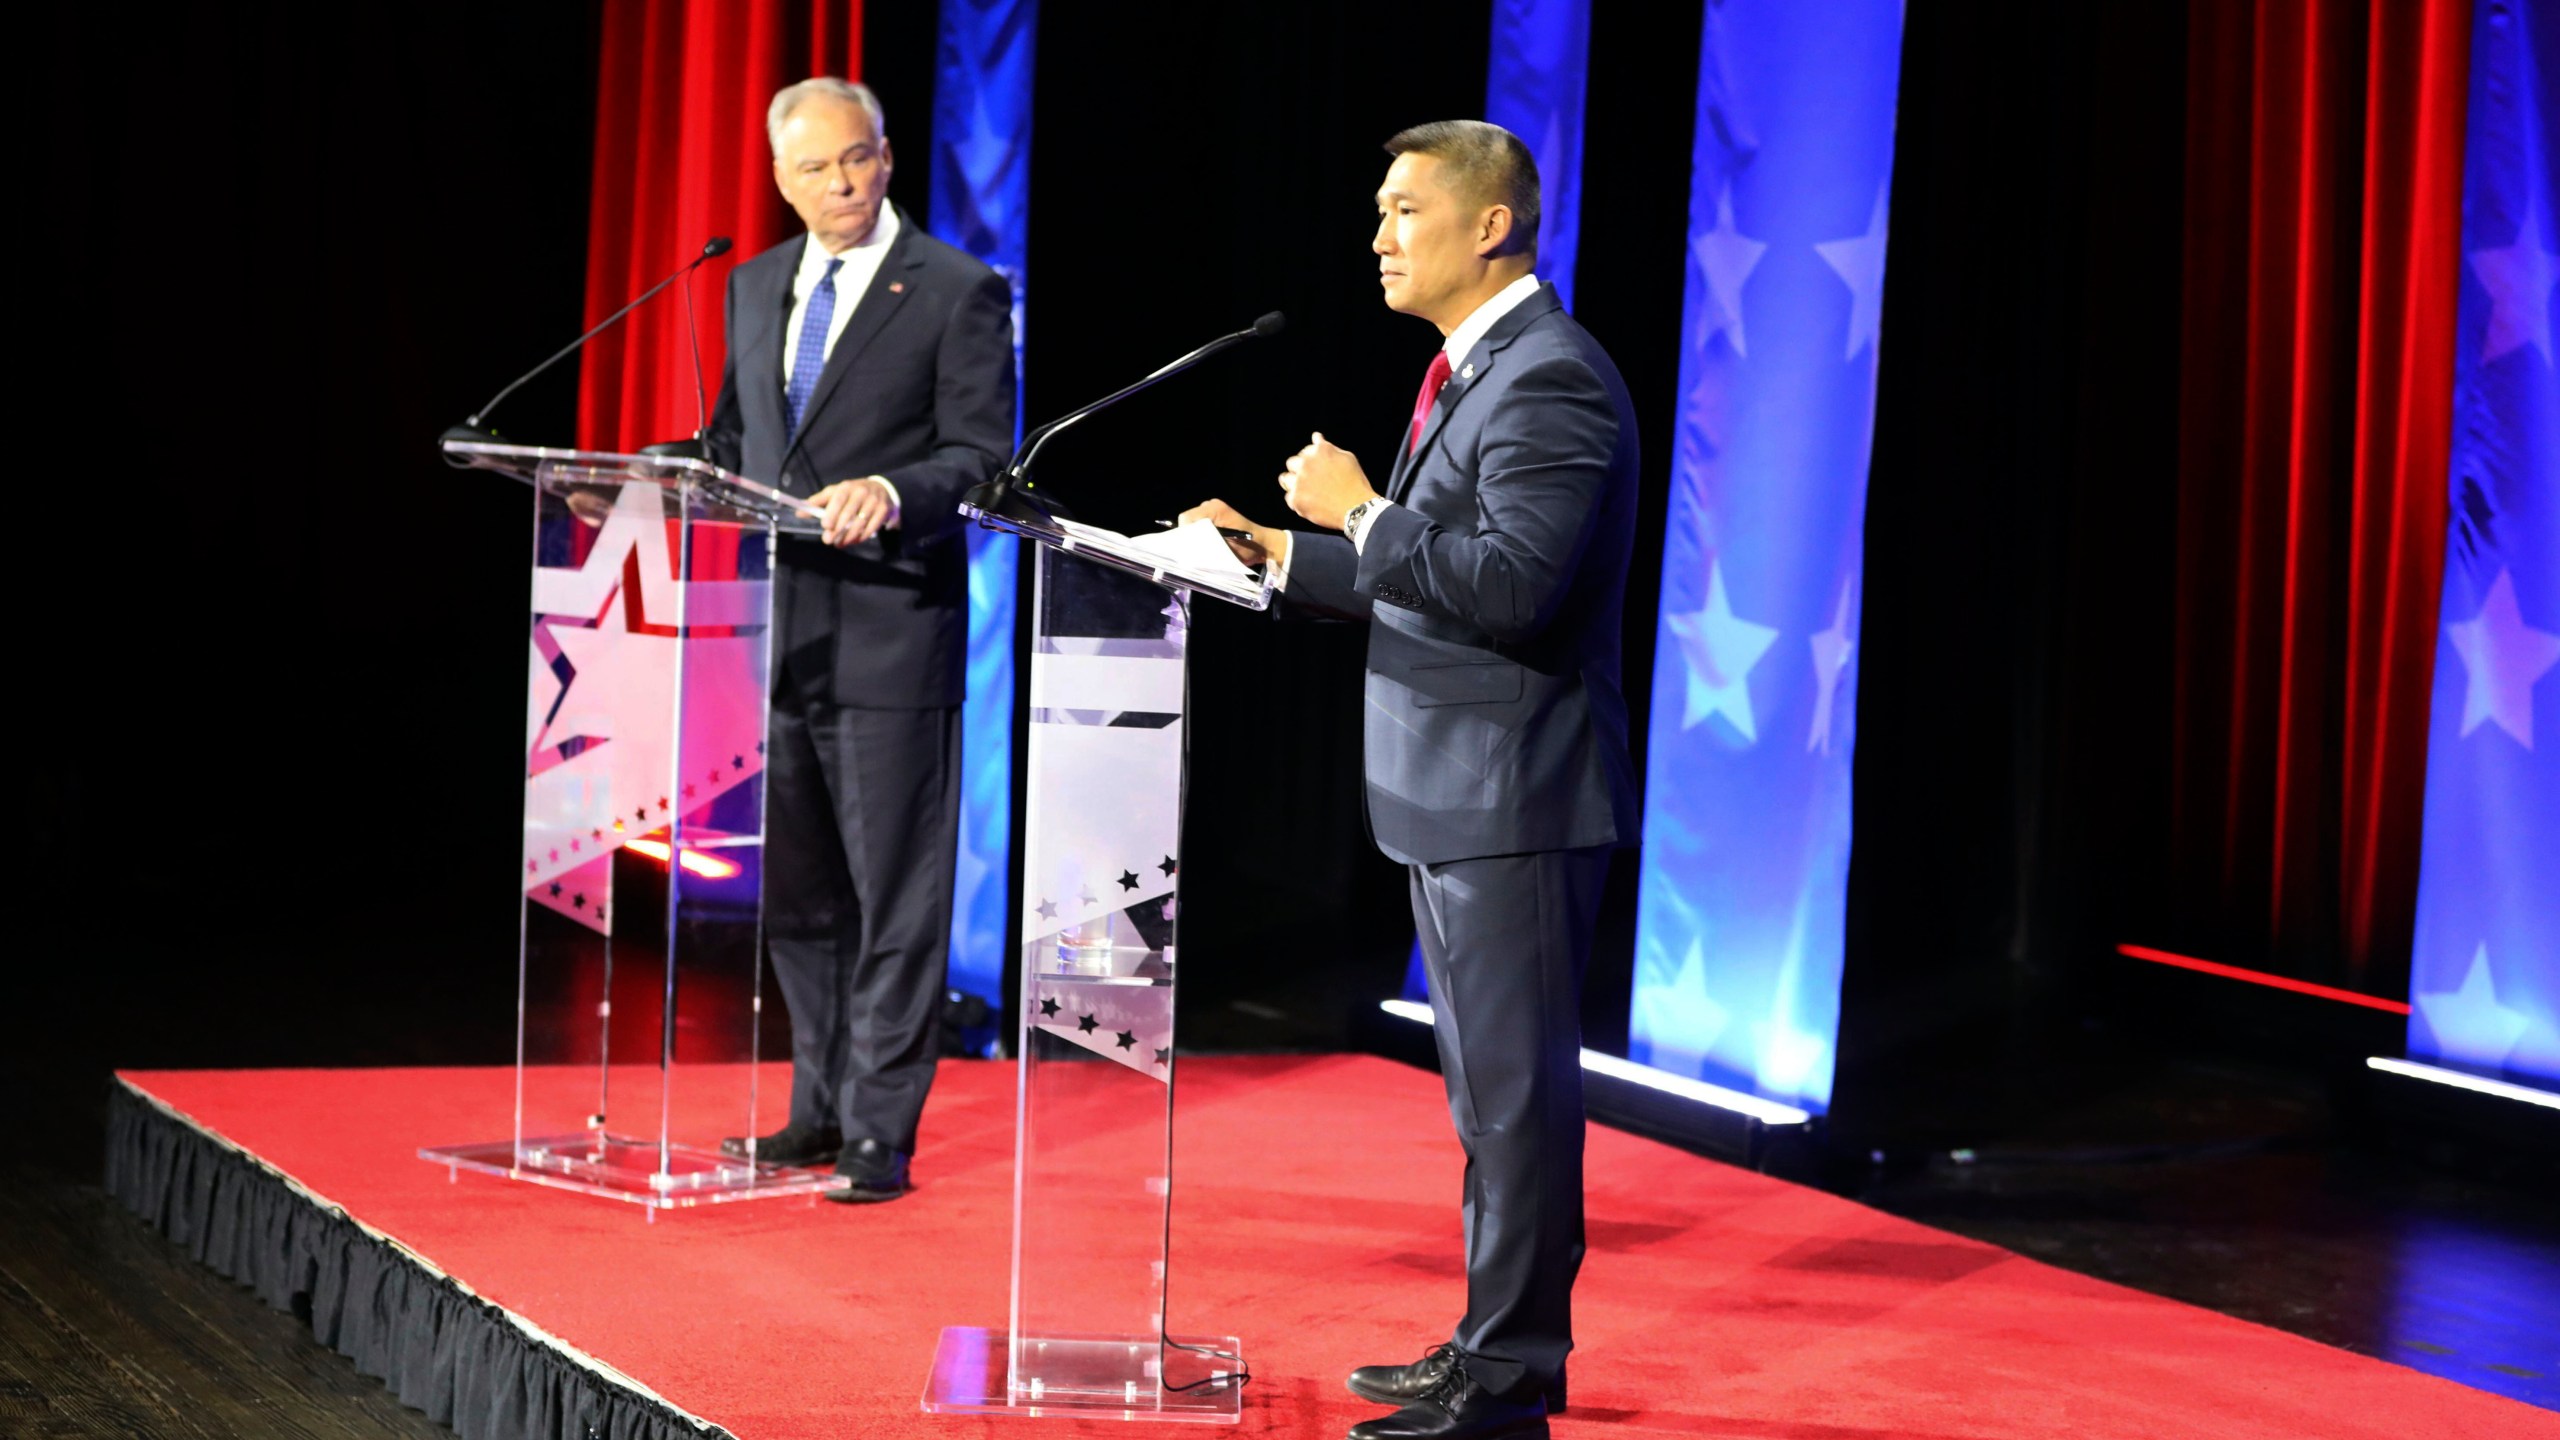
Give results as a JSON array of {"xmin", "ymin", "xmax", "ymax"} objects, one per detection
[
  {"xmin": 1036, "ymin": 898, "xmax": 1059, "ymax": 921},
  {"xmin": 1077, "ymin": 1013, "xmax": 1099, "ymax": 1035},
  {"xmin": 1115, "ymin": 1030, "xmax": 1138, "ymax": 1051},
  {"xmin": 1118, "ymin": 869, "xmax": 1141, "ymax": 891},
  {"xmin": 1038, "ymin": 997, "xmax": 1060, "ymax": 1018},
  {"xmin": 1159, "ymin": 855, "xmax": 1179, "ymax": 877}
]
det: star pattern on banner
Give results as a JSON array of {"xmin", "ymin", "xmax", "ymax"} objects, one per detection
[
  {"xmin": 2445, "ymin": 568, "xmax": 2560, "ymax": 748},
  {"xmin": 1666, "ymin": 560, "xmax": 1778, "ymax": 741},
  {"xmin": 2471, "ymin": 192, "xmax": 2557, "ymax": 366},
  {"xmin": 2413, "ymin": 945, "xmax": 2535, "ymax": 1068},
  {"xmin": 1632, "ymin": 938, "xmax": 1730, "ymax": 1062},
  {"xmin": 1813, "ymin": 186, "xmax": 1892, "ymax": 361},
  {"xmin": 1690, "ymin": 182, "xmax": 1768, "ymax": 358},
  {"xmin": 1808, "ymin": 578, "xmax": 1858, "ymax": 755}
]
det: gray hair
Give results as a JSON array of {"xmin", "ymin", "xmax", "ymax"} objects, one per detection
[{"xmin": 767, "ymin": 78, "xmax": 886, "ymax": 151}]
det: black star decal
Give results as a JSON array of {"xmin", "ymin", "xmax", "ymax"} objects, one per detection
[
  {"xmin": 756, "ymin": 740, "xmax": 766, "ymax": 754},
  {"xmin": 731, "ymin": 755, "xmax": 745, "ymax": 770},
  {"xmin": 549, "ymin": 883, "xmax": 563, "ymax": 898},
  {"xmin": 1115, "ymin": 1030, "xmax": 1137, "ymax": 1050},
  {"xmin": 1039, "ymin": 997, "xmax": 1060, "ymax": 1018},
  {"xmin": 1077, "ymin": 1014, "xmax": 1099, "ymax": 1034},
  {"xmin": 1159, "ymin": 855, "xmax": 1179, "ymax": 877},
  {"xmin": 1117, "ymin": 869, "xmax": 1140, "ymax": 891},
  {"xmin": 634, "ymin": 808, "xmax": 648, "ymax": 824},
  {"xmin": 1036, "ymin": 898, "xmax": 1059, "ymax": 920},
  {"xmin": 1154, "ymin": 1047, "xmax": 1171, "ymax": 1066},
  {"xmin": 592, "ymin": 828, "xmax": 604, "ymax": 842},
  {"xmin": 572, "ymin": 894, "xmax": 586, "ymax": 909}
]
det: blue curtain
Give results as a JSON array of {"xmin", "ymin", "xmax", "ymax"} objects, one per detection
[
  {"xmin": 931, "ymin": 0, "xmax": 1038, "ymax": 1027},
  {"xmin": 1484, "ymin": 0, "xmax": 1591, "ymax": 311},
  {"xmin": 1628, "ymin": 0, "xmax": 1906, "ymax": 1114},
  {"xmin": 2406, "ymin": 0, "xmax": 2560, "ymax": 1089}
]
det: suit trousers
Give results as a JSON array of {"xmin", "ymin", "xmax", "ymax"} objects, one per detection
[
  {"xmin": 1410, "ymin": 845, "xmax": 1609, "ymax": 1405},
  {"xmin": 763, "ymin": 675, "xmax": 960, "ymax": 1157}
]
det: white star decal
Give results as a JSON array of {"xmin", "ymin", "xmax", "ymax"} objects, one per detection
[
  {"xmin": 2471, "ymin": 192, "xmax": 2557, "ymax": 365},
  {"xmin": 1690, "ymin": 182, "xmax": 1768, "ymax": 358},
  {"xmin": 2445, "ymin": 568, "xmax": 2560, "ymax": 748},
  {"xmin": 2413, "ymin": 945, "xmax": 2535, "ymax": 1069},
  {"xmin": 1807, "ymin": 578, "xmax": 1858, "ymax": 754},
  {"xmin": 1666, "ymin": 559, "xmax": 1778, "ymax": 741},
  {"xmin": 1631, "ymin": 938, "xmax": 1730, "ymax": 1065},
  {"xmin": 1814, "ymin": 185, "xmax": 1892, "ymax": 361}
]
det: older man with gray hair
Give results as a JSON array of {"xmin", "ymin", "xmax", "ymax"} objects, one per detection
[{"xmin": 706, "ymin": 77, "xmax": 1015, "ymax": 1202}]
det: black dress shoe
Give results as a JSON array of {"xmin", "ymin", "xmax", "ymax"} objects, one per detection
[
  {"xmin": 822, "ymin": 1137, "xmax": 911, "ymax": 1203},
  {"xmin": 719, "ymin": 1122, "xmax": 840, "ymax": 1168},
  {"xmin": 1346, "ymin": 1356, "xmax": 1547, "ymax": 1440},
  {"xmin": 1351, "ymin": 1346, "xmax": 1564, "ymax": 1413}
]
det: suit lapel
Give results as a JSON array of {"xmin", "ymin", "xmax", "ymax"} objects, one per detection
[
  {"xmin": 1387, "ymin": 284, "xmax": 1563, "ymax": 503},
  {"xmin": 781, "ymin": 220, "xmax": 922, "ymax": 473}
]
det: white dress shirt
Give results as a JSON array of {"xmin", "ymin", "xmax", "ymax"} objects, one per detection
[
  {"xmin": 1277, "ymin": 271, "xmax": 1544, "ymax": 584},
  {"xmin": 784, "ymin": 201, "xmax": 905, "ymax": 516}
]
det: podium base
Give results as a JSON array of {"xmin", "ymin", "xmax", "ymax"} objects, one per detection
[
  {"xmin": 922, "ymin": 1326, "xmax": 1245, "ymax": 1423},
  {"xmin": 420, "ymin": 1134, "xmax": 847, "ymax": 1211}
]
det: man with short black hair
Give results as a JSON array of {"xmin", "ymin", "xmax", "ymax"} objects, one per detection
[
  {"xmin": 1185, "ymin": 118, "xmax": 1639, "ymax": 1440},
  {"xmin": 705, "ymin": 78, "xmax": 1014, "ymax": 1203}
]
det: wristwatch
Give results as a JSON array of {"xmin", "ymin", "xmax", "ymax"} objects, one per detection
[{"xmin": 1344, "ymin": 497, "xmax": 1380, "ymax": 539}]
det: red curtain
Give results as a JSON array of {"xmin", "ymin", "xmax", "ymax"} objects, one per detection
[
  {"xmin": 2170, "ymin": 0, "xmax": 2471, "ymax": 988},
  {"xmin": 577, "ymin": 1, "xmax": 865, "ymax": 452}
]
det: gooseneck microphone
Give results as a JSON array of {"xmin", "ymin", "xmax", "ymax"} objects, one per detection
[
  {"xmin": 964, "ymin": 311, "xmax": 1286, "ymax": 524},
  {"xmin": 441, "ymin": 236, "xmax": 735, "ymax": 450}
]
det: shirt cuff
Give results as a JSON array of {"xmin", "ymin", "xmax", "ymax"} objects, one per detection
[
  {"xmin": 871, "ymin": 476, "xmax": 902, "ymax": 528},
  {"xmin": 1346, "ymin": 498, "xmax": 1395, "ymax": 553},
  {"xmin": 1270, "ymin": 530, "xmax": 1293, "ymax": 591}
]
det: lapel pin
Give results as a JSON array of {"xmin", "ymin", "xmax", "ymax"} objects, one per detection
[
  {"xmin": 1461, "ymin": 363, "xmax": 1474, "ymax": 379},
  {"xmin": 890, "ymin": 281, "xmax": 906, "ymax": 294}
]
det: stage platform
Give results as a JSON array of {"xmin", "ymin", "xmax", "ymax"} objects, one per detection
[{"xmin": 108, "ymin": 1056, "xmax": 2555, "ymax": 1440}]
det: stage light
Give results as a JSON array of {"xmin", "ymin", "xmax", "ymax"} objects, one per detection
[
  {"xmin": 2119, "ymin": 943, "xmax": 2414, "ymax": 1014},
  {"xmin": 622, "ymin": 838, "xmax": 741, "ymax": 880},
  {"xmin": 1377, "ymin": 1000, "xmax": 1814, "ymax": 1127},
  {"xmin": 2366, "ymin": 1057, "xmax": 2560, "ymax": 1111}
]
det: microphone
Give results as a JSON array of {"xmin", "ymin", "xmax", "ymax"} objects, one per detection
[
  {"xmin": 965, "ymin": 311, "xmax": 1285, "ymax": 524},
  {"xmin": 442, "ymin": 236, "xmax": 735, "ymax": 452}
]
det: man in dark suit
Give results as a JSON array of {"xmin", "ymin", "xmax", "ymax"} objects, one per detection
[
  {"xmin": 704, "ymin": 77, "xmax": 1014, "ymax": 1203},
  {"xmin": 1185, "ymin": 120, "xmax": 1639, "ymax": 1440}
]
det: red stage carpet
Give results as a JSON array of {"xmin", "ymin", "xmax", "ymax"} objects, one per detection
[{"xmin": 112, "ymin": 1057, "xmax": 2553, "ymax": 1440}]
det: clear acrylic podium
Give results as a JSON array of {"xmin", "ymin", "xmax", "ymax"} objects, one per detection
[
  {"xmin": 421, "ymin": 440, "xmax": 848, "ymax": 1211},
  {"xmin": 924, "ymin": 505, "xmax": 1272, "ymax": 1421}
]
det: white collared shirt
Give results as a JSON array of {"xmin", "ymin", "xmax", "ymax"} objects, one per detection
[
  {"xmin": 1276, "ymin": 272, "xmax": 1544, "ymax": 582},
  {"xmin": 782, "ymin": 201, "xmax": 905, "ymax": 519},
  {"xmin": 783, "ymin": 199, "xmax": 902, "ymax": 383}
]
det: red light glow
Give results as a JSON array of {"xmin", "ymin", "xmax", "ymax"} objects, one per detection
[
  {"xmin": 623, "ymin": 838, "xmax": 742, "ymax": 880},
  {"xmin": 2117, "ymin": 943, "xmax": 2413, "ymax": 1014}
]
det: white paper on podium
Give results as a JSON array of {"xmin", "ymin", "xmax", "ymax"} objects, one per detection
[{"xmin": 1055, "ymin": 517, "xmax": 1259, "ymax": 587}]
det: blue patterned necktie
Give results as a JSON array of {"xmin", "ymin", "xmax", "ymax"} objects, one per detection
[{"xmin": 783, "ymin": 256, "xmax": 845, "ymax": 435}]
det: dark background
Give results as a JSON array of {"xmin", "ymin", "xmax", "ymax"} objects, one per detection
[{"xmin": 16, "ymin": 2, "xmax": 2387, "ymax": 1154}]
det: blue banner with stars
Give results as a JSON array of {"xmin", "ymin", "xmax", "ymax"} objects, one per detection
[
  {"xmin": 931, "ymin": 0, "xmax": 1037, "ymax": 1024},
  {"xmin": 2407, "ymin": 0, "xmax": 2560, "ymax": 1090},
  {"xmin": 1628, "ymin": 0, "xmax": 1905, "ymax": 1115},
  {"xmin": 1484, "ymin": 0, "xmax": 1590, "ymax": 312}
]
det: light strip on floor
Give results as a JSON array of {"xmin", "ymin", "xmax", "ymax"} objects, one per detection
[
  {"xmin": 2366, "ymin": 1056, "xmax": 2560, "ymax": 1111},
  {"xmin": 1377, "ymin": 1000, "xmax": 1813, "ymax": 1127},
  {"xmin": 2119, "ymin": 943, "xmax": 2413, "ymax": 1014}
]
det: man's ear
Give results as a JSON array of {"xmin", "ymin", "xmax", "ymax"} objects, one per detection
[
  {"xmin": 772, "ymin": 155, "xmax": 791, "ymax": 198},
  {"xmin": 1476, "ymin": 205, "xmax": 1516, "ymax": 258},
  {"xmin": 879, "ymin": 136, "xmax": 895, "ymax": 179}
]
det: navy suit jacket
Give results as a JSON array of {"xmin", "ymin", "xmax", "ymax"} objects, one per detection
[
  {"xmin": 1283, "ymin": 284, "xmax": 1642, "ymax": 866},
  {"xmin": 704, "ymin": 215, "xmax": 1014, "ymax": 709}
]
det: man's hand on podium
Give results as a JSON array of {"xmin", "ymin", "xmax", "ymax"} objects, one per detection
[
  {"xmin": 1178, "ymin": 498, "xmax": 1285, "ymax": 570},
  {"xmin": 813, "ymin": 477, "xmax": 899, "ymax": 547}
]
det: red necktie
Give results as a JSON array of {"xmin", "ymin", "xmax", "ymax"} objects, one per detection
[{"xmin": 1407, "ymin": 350, "xmax": 1454, "ymax": 455}]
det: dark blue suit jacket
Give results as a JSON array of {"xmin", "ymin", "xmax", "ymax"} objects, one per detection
[
  {"xmin": 1284, "ymin": 284, "xmax": 1641, "ymax": 866},
  {"xmin": 704, "ymin": 213, "xmax": 1015, "ymax": 708}
]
